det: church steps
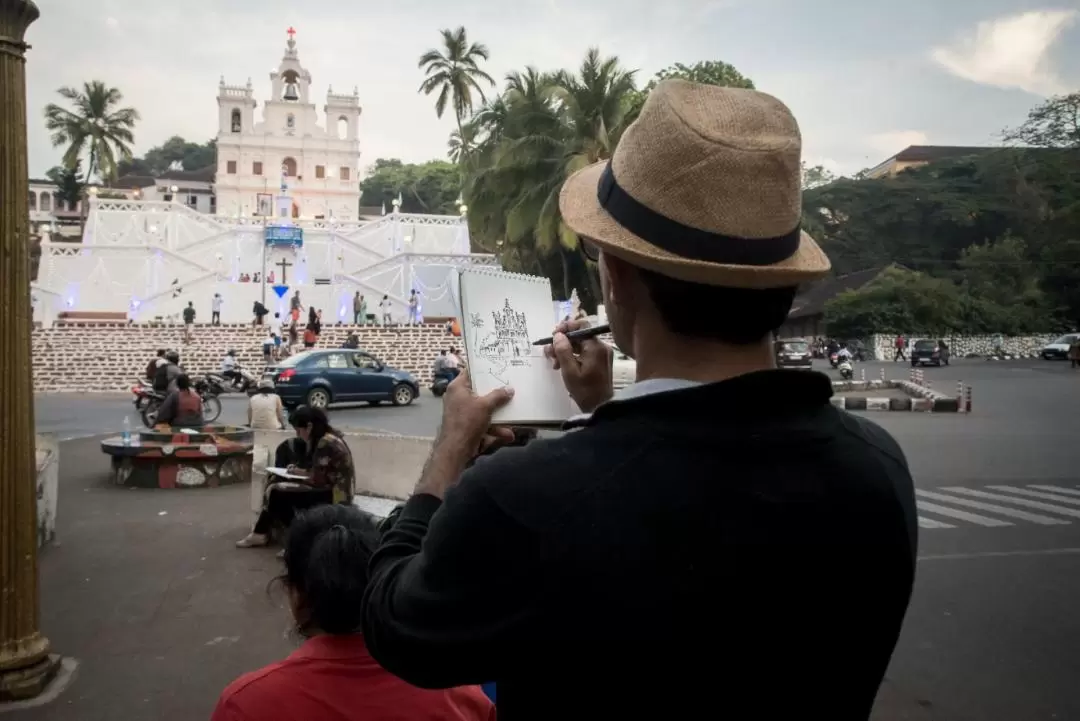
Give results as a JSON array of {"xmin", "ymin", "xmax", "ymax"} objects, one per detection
[{"xmin": 33, "ymin": 324, "xmax": 463, "ymax": 393}]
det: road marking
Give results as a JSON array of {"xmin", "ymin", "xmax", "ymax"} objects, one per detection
[
  {"xmin": 986, "ymin": 486, "xmax": 1080, "ymax": 507},
  {"xmin": 915, "ymin": 500, "xmax": 1013, "ymax": 527},
  {"xmin": 938, "ymin": 487, "xmax": 1080, "ymax": 520},
  {"xmin": 919, "ymin": 490, "xmax": 1070, "ymax": 525},
  {"xmin": 918, "ymin": 517, "xmax": 956, "ymax": 529},
  {"xmin": 918, "ymin": 547, "xmax": 1080, "ymax": 562},
  {"xmin": 1029, "ymin": 485, "xmax": 1080, "ymax": 498}
]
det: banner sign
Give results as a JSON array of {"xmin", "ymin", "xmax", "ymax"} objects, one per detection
[{"xmin": 265, "ymin": 225, "xmax": 304, "ymax": 248}]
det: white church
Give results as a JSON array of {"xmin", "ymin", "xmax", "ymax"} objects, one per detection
[
  {"xmin": 215, "ymin": 27, "xmax": 363, "ymax": 222},
  {"xmin": 33, "ymin": 30, "xmax": 497, "ymax": 326}
]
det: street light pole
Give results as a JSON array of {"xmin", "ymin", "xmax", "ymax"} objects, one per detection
[{"xmin": 0, "ymin": 0, "xmax": 60, "ymax": 701}]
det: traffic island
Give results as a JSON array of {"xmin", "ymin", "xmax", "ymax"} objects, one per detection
[
  {"xmin": 101, "ymin": 425, "xmax": 255, "ymax": 489},
  {"xmin": 832, "ymin": 380, "xmax": 963, "ymax": 413}
]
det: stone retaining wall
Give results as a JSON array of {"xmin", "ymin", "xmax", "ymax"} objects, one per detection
[
  {"xmin": 868, "ymin": 333, "xmax": 1058, "ymax": 360},
  {"xmin": 33, "ymin": 323, "xmax": 464, "ymax": 392}
]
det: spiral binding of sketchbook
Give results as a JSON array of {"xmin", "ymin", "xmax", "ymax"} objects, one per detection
[{"xmin": 456, "ymin": 268, "xmax": 579, "ymax": 426}]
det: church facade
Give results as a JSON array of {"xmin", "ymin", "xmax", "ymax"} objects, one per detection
[{"xmin": 214, "ymin": 29, "xmax": 362, "ymax": 221}]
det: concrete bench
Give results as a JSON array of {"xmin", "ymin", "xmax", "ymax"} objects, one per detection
[{"xmin": 102, "ymin": 425, "xmax": 255, "ymax": 489}]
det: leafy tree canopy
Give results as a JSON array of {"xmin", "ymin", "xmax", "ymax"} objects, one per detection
[
  {"xmin": 117, "ymin": 136, "xmax": 217, "ymax": 177},
  {"xmin": 359, "ymin": 158, "xmax": 462, "ymax": 216}
]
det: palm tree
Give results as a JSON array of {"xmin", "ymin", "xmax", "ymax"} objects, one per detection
[
  {"xmin": 44, "ymin": 80, "xmax": 139, "ymax": 185},
  {"xmin": 418, "ymin": 27, "xmax": 495, "ymax": 161}
]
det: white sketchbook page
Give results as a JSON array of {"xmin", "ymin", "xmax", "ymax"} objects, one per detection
[{"xmin": 459, "ymin": 269, "xmax": 578, "ymax": 424}]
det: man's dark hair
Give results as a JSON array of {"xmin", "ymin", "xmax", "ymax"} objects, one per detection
[
  {"xmin": 156, "ymin": 349, "xmax": 166, "ymax": 357},
  {"xmin": 637, "ymin": 268, "xmax": 797, "ymax": 345},
  {"xmin": 175, "ymin": 373, "xmax": 191, "ymax": 390},
  {"xmin": 440, "ymin": 349, "xmax": 447, "ymax": 355},
  {"xmin": 283, "ymin": 504, "xmax": 378, "ymax": 636}
]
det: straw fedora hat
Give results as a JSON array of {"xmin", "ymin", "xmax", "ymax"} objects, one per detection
[{"xmin": 560, "ymin": 80, "xmax": 831, "ymax": 289}]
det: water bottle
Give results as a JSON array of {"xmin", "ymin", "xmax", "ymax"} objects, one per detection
[{"xmin": 121, "ymin": 416, "xmax": 132, "ymax": 446}]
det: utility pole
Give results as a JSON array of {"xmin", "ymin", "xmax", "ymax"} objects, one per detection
[{"xmin": 0, "ymin": 0, "xmax": 60, "ymax": 701}]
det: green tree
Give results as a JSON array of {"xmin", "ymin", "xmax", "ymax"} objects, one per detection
[
  {"xmin": 1002, "ymin": 92, "xmax": 1080, "ymax": 148},
  {"xmin": 359, "ymin": 159, "xmax": 462, "ymax": 215},
  {"xmin": 626, "ymin": 60, "xmax": 755, "ymax": 120},
  {"xmin": 418, "ymin": 27, "xmax": 495, "ymax": 162},
  {"xmin": 44, "ymin": 80, "xmax": 139, "ymax": 184},
  {"xmin": 45, "ymin": 161, "xmax": 85, "ymax": 209},
  {"xmin": 824, "ymin": 267, "xmax": 968, "ymax": 338},
  {"xmin": 118, "ymin": 136, "xmax": 217, "ymax": 177}
]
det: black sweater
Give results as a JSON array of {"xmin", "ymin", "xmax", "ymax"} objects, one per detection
[{"xmin": 362, "ymin": 370, "xmax": 917, "ymax": 720}]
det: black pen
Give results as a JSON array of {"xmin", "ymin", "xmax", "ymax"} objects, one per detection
[{"xmin": 531, "ymin": 324, "xmax": 611, "ymax": 346}]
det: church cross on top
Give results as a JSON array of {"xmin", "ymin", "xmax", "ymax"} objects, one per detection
[{"xmin": 287, "ymin": 27, "xmax": 296, "ymax": 38}]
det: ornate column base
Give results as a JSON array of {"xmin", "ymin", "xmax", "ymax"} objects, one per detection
[{"xmin": 0, "ymin": 653, "xmax": 61, "ymax": 703}]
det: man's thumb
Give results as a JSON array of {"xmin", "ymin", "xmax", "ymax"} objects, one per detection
[
  {"xmin": 480, "ymin": 386, "xmax": 515, "ymax": 412},
  {"xmin": 551, "ymin": 332, "xmax": 577, "ymax": 368}
]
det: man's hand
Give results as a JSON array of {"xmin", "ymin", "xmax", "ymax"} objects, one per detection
[
  {"xmin": 415, "ymin": 369, "xmax": 515, "ymax": 499},
  {"xmin": 543, "ymin": 319, "xmax": 614, "ymax": 414}
]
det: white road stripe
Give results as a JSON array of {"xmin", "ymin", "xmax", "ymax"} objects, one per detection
[
  {"xmin": 923, "ymin": 489, "xmax": 1072, "ymax": 524},
  {"xmin": 1029, "ymin": 485, "xmax": 1080, "ymax": 498},
  {"xmin": 915, "ymin": 500, "xmax": 1013, "ymax": 527},
  {"xmin": 918, "ymin": 516, "xmax": 957, "ymax": 529},
  {"xmin": 939, "ymin": 487, "xmax": 1080, "ymax": 519},
  {"xmin": 986, "ymin": 486, "xmax": 1080, "ymax": 507}
]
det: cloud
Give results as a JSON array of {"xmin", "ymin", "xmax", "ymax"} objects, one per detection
[
  {"xmin": 931, "ymin": 9, "xmax": 1077, "ymax": 96},
  {"xmin": 866, "ymin": 130, "xmax": 929, "ymax": 158}
]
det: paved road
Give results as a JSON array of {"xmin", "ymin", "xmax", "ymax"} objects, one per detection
[{"xmin": 33, "ymin": 357, "xmax": 1080, "ymax": 720}]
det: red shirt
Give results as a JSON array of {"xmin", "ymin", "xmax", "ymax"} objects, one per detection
[{"xmin": 210, "ymin": 635, "xmax": 495, "ymax": 721}]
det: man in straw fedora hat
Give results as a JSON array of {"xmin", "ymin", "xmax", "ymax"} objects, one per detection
[{"xmin": 362, "ymin": 81, "xmax": 917, "ymax": 720}]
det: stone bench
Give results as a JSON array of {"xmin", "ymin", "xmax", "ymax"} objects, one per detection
[{"xmin": 101, "ymin": 425, "xmax": 255, "ymax": 489}]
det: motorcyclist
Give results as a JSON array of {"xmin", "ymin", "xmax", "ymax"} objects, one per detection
[
  {"xmin": 342, "ymin": 332, "xmax": 360, "ymax": 350},
  {"xmin": 432, "ymin": 350, "xmax": 458, "ymax": 382},
  {"xmin": 153, "ymin": 350, "xmax": 182, "ymax": 393},
  {"xmin": 221, "ymin": 350, "xmax": 241, "ymax": 387},
  {"xmin": 837, "ymin": 346, "xmax": 853, "ymax": 362},
  {"xmin": 146, "ymin": 349, "xmax": 167, "ymax": 381}
]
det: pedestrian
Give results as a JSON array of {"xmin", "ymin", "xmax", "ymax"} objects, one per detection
[
  {"xmin": 893, "ymin": 333, "xmax": 906, "ymax": 362},
  {"xmin": 211, "ymin": 293, "xmax": 223, "ymax": 325},
  {"xmin": 182, "ymin": 301, "xmax": 196, "ymax": 343},
  {"xmin": 253, "ymin": 300, "xmax": 268, "ymax": 327},
  {"xmin": 303, "ymin": 326, "xmax": 317, "ymax": 349},
  {"xmin": 379, "ymin": 295, "xmax": 392, "ymax": 325},
  {"xmin": 360, "ymin": 81, "xmax": 918, "ymax": 720},
  {"xmin": 407, "ymin": 289, "xmax": 419, "ymax": 325},
  {"xmin": 1069, "ymin": 336, "xmax": 1080, "ymax": 369},
  {"xmin": 353, "ymin": 292, "xmax": 366, "ymax": 325}
]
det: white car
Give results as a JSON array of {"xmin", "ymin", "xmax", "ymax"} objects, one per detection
[{"xmin": 1041, "ymin": 333, "xmax": 1079, "ymax": 361}]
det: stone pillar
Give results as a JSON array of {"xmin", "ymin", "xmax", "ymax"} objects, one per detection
[{"xmin": 0, "ymin": 0, "xmax": 58, "ymax": 702}]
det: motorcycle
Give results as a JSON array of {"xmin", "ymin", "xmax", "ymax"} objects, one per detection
[
  {"xmin": 829, "ymin": 352, "xmax": 840, "ymax": 368},
  {"xmin": 207, "ymin": 364, "xmax": 258, "ymax": 395},
  {"xmin": 131, "ymin": 379, "xmax": 222, "ymax": 427},
  {"xmin": 430, "ymin": 369, "xmax": 461, "ymax": 397},
  {"xmin": 838, "ymin": 358, "xmax": 854, "ymax": 380}
]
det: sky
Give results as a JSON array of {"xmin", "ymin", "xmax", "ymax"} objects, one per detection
[{"xmin": 23, "ymin": 0, "xmax": 1080, "ymax": 179}]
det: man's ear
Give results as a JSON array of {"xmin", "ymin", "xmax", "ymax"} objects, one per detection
[{"xmin": 600, "ymin": 251, "xmax": 633, "ymax": 310}]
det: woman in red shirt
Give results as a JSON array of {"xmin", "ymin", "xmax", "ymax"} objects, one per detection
[{"xmin": 211, "ymin": 504, "xmax": 495, "ymax": 721}]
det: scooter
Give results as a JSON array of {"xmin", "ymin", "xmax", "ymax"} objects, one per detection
[
  {"xmin": 430, "ymin": 369, "xmax": 461, "ymax": 397},
  {"xmin": 838, "ymin": 358, "xmax": 854, "ymax": 380},
  {"xmin": 829, "ymin": 352, "xmax": 840, "ymax": 368},
  {"xmin": 207, "ymin": 364, "xmax": 258, "ymax": 395}
]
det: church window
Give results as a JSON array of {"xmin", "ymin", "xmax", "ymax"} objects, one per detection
[
  {"xmin": 282, "ymin": 157, "xmax": 298, "ymax": 177},
  {"xmin": 29, "ymin": 191, "xmax": 36, "ymax": 210},
  {"xmin": 253, "ymin": 161, "xmax": 263, "ymax": 176},
  {"xmin": 287, "ymin": 114, "xmax": 295, "ymax": 129},
  {"xmin": 231, "ymin": 109, "xmax": 241, "ymax": 133},
  {"xmin": 226, "ymin": 160, "xmax": 237, "ymax": 175},
  {"xmin": 339, "ymin": 166, "xmax": 351, "ymax": 181},
  {"xmin": 40, "ymin": 193, "xmax": 51, "ymax": 211},
  {"xmin": 337, "ymin": 116, "xmax": 349, "ymax": 139},
  {"xmin": 210, "ymin": 196, "xmax": 217, "ymax": 214},
  {"xmin": 315, "ymin": 165, "xmax": 325, "ymax": 179}
]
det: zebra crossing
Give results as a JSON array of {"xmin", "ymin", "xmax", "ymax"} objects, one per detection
[{"xmin": 917, "ymin": 484, "xmax": 1080, "ymax": 530}]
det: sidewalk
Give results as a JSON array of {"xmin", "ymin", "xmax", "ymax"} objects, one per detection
[
  {"xmin": 18, "ymin": 437, "xmax": 291, "ymax": 721},
  {"xmin": 14, "ymin": 437, "xmax": 933, "ymax": 720}
]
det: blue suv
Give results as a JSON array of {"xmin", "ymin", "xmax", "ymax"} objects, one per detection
[{"xmin": 266, "ymin": 349, "xmax": 420, "ymax": 410}]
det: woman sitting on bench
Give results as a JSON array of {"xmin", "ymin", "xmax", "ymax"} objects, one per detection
[{"xmin": 236, "ymin": 405, "xmax": 355, "ymax": 550}]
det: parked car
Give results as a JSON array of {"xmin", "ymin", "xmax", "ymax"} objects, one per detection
[
  {"xmin": 265, "ymin": 349, "xmax": 420, "ymax": 409},
  {"xmin": 1041, "ymin": 334, "xmax": 1079, "ymax": 360},
  {"xmin": 774, "ymin": 338, "xmax": 813, "ymax": 369},
  {"xmin": 911, "ymin": 339, "xmax": 950, "ymax": 367}
]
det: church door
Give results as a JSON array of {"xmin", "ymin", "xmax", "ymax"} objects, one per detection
[{"xmin": 291, "ymin": 202, "xmax": 300, "ymax": 219}]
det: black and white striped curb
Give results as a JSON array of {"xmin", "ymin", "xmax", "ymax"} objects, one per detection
[{"xmin": 831, "ymin": 379, "xmax": 962, "ymax": 413}]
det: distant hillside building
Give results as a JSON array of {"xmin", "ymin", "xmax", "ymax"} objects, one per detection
[{"xmin": 864, "ymin": 145, "xmax": 996, "ymax": 180}]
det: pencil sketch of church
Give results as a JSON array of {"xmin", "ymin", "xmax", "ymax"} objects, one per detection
[{"xmin": 478, "ymin": 300, "xmax": 531, "ymax": 359}]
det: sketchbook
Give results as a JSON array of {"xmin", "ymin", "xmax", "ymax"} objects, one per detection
[{"xmin": 456, "ymin": 268, "xmax": 579, "ymax": 426}]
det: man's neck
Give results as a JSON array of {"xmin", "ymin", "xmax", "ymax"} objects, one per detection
[{"xmin": 631, "ymin": 326, "xmax": 775, "ymax": 385}]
